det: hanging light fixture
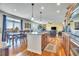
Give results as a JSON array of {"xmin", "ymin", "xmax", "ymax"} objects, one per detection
[
  {"xmin": 31, "ymin": 3, "xmax": 34, "ymax": 21},
  {"xmin": 40, "ymin": 11, "xmax": 42, "ymax": 21}
]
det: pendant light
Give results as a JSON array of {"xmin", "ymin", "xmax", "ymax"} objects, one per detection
[
  {"xmin": 31, "ymin": 3, "xmax": 34, "ymax": 21},
  {"xmin": 40, "ymin": 11, "xmax": 42, "ymax": 21}
]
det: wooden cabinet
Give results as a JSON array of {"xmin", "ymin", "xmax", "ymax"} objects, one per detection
[
  {"xmin": 62, "ymin": 32, "xmax": 70, "ymax": 56},
  {"xmin": 0, "ymin": 47, "xmax": 9, "ymax": 56},
  {"xmin": 41, "ymin": 33, "xmax": 49, "ymax": 51},
  {"xmin": 70, "ymin": 41, "xmax": 79, "ymax": 56},
  {"xmin": 69, "ymin": 34, "xmax": 79, "ymax": 56},
  {"xmin": 0, "ymin": 42, "xmax": 9, "ymax": 56}
]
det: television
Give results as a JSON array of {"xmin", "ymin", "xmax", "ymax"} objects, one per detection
[{"xmin": 51, "ymin": 27, "xmax": 56, "ymax": 30}]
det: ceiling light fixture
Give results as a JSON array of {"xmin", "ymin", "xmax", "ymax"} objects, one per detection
[
  {"xmin": 31, "ymin": 17, "xmax": 34, "ymax": 21},
  {"xmin": 14, "ymin": 9, "xmax": 16, "ymax": 11},
  {"xmin": 31, "ymin": 3, "xmax": 34, "ymax": 21},
  {"xmin": 41, "ymin": 6, "xmax": 44, "ymax": 10},
  {"xmin": 56, "ymin": 10, "xmax": 60, "ymax": 13},
  {"xmin": 57, "ymin": 3, "xmax": 61, "ymax": 6},
  {"xmin": 40, "ymin": 11, "xmax": 42, "ymax": 21}
]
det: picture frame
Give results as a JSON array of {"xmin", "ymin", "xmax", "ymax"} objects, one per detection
[{"xmin": 25, "ymin": 23, "xmax": 31, "ymax": 28}]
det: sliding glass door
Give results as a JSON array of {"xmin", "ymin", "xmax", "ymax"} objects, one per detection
[{"xmin": 6, "ymin": 17, "xmax": 21, "ymax": 46}]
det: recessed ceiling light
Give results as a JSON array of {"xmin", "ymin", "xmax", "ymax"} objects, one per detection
[
  {"xmin": 41, "ymin": 6, "xmax": 44, "ymax": 10},
  {"xmin": 14, "ymin": 9, "xmax": 16, "ymax": 11},
  {"xmin": 57, "ymin": 3, "xmax": 61, "ymax": 6},
  {"xmin": 56, "ymin": 10, "xmax": 60, "ymax": 13}
]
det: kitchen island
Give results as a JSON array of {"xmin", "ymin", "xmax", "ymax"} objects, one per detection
[{"xmin": 27, "ymin": 32, "xmax": 49, "ymax": 54}]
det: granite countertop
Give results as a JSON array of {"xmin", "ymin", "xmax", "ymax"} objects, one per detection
[
  {"xmin": 27, "ymin": 32, "xmax": 48, "ymax": 35},
  {"xmin": 69, "ymin": 33, "xmax": 79, "ymax": 47}
]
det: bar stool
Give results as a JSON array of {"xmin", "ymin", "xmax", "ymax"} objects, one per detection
[
  {"xmin": 12, "ymin": 35, "xmax": 17, "ymax": 47},
  {"xmin": 17, "ymin": 34, "xmax": 23, "ymax": 45},
  {"xmin": 14, "ymin": 35, "xmax": 18, "ymax": 46},
  {"xmin": 7, "ymin": 35, "xmax": 12, "ymax": 47},
  {"xmin": 22, "ymin": 34, "xmax": 27, "ymax": 43}
]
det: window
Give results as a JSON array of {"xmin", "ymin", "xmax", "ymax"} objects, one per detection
[
  {"xmin": 6, "ymin": 17, "xmax": 21, "ymax": 31},
  {"xmin": 6, "ymin": 20, "xmax": 13, "ymax": 29}
]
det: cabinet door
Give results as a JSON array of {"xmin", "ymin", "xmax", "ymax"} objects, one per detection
[
  {"xmin": 27, "ymin": 34, "xmax": 42, "ymax": 54},
  {"xmin": 41, "ymin": 34, "xmax": 48, "ymax": 50}
]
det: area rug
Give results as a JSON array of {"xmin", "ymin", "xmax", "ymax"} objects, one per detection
[{"xmin": 44, "ymin": 43, "xmax": 57, "ymax": 53}]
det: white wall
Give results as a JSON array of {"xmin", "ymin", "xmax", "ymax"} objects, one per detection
[{"xmin": 0, "ymin": 13, "xmax": 3, "ymax": 42}]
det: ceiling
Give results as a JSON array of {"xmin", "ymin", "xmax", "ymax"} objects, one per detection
[{"xmin": 0, "ymin": 3, "xmax": 70, "ymax": 24}]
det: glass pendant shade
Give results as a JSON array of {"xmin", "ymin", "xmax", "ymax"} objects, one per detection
[{"xmin": 31, "ymin": 17, "xmax": 34, "ymax": 21}]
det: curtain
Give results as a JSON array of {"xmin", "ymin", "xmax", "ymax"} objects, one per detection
[
  {"xmin": 21, "ymin": 19, "xmax": 23, "ymax": 30},
  {"xmin": 2, "ymin": 15, "xmax": 6, "ymax": 42}
]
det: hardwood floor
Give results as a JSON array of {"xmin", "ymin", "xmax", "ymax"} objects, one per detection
[
  {"xmin": 9, "ymin": 36, "xmax": 66, "ymax": 56},
  {"xmin": 42, "ymin": 37, "xmax": 66, "ymax": 56},
  {"xmin": 9, "ymin": 40, "xmax": 27, "ymax": 56}
]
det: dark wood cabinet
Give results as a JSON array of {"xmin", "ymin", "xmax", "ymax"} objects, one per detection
[{"xmin": 41, "ymin": 33, "xmax": 49, "ymax": 51}]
